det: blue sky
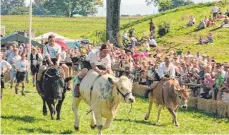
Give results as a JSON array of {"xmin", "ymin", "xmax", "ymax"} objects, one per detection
[{"xmin": 25, "ymin": 0, "xmax": 214, "ymax": 16}]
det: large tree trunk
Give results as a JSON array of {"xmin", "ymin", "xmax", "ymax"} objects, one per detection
[{"xmin": 106, "ymin": 0, "xmax": 121, "ymax": 47}]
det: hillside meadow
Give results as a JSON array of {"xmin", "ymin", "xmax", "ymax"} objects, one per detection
[{"xmin": 1, "ymin": 15, "xmax": 140, "ymax": 39}]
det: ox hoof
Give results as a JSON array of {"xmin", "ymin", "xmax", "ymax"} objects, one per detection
[
  {"xmin": 144, "ymin": 115, "xmax": 149, "ymax": 120},
  {"xmin": 74, "ymin": 126, "xmax": 79, "ymax": 131},
  {"xmin": 56, "ymin": 117, "xmax": 60, "ymax": 120},
  {"xmin": 90, "ymin": 125, "xmax": 97, "ymax": 129},
  {"xmin": 43, "ymin": 111, "xmax": 47, "ymax": 116},
  {"xmin": 175, "ymin": 123, "xmax": 179, "ymax": 127}
]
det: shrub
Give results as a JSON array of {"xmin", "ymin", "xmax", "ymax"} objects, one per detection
[{"xmin": 158, "ymin": 22, "xmax": 170, "ymax": 37}]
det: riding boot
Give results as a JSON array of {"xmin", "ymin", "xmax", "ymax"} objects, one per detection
[
  {"xmin": 144, "ymin": 88, "xmax": 152, "ymax": 98},
  {"xmin": 15, "ymin": 87, "xmax": 18, "ymax": 94},
  {"xmin": 75, "ymin": 84, "xmax": 80, "ymax": 98},
  {"xmin": 22, "ymin": 86, "xmax": 25, "ymax": 96},
  {"xmin": 33, "ymin": 77, "xmax": 36, "ymax": 87},
  {"xmin": 74, "ymin": 76, "xmax": 82, "ymax": 98}
]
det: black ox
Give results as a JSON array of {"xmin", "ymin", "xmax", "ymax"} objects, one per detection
[{"xmin": 37, "ymin": 66, "xmax": 72, "ymax": 120}]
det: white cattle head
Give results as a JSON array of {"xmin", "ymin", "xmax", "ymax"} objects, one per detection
[{"xmin": 108, "ymin": 76, "xmax": 135, "ymax": 103}]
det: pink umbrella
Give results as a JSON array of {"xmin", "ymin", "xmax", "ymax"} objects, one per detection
[
  {"xmin": 56, "ymin": 40, "xmax": 68, "ymax": 51},
  {"xmin": 133, "ymin": 53, "xmax": 140, "ymax": 59}
]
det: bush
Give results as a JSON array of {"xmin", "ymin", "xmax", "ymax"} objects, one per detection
[{"xmin": 158, "ymin": 22, "xmax": 170, "ymax": 37}]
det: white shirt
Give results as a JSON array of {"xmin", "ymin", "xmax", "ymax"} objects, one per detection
[
  {"xmin": 89, "ymin": 50, "xmax": 111, "ymax": 69},
  {"xmin": 43, "ymin": 44, "xmax": 62, "ymax": 59},
  {"xmin": 60, "ymin": 51, "xmax": 66, "ymax": 61},
  {"xmin": 0, "ymin": 60, "xmax": 12, "ymax": 73},
  {"xmin": 157, "ymin": 62, "xmax": 176, "ymax": 79},
  {"xmin": 122, "ymin": 32, "xmax": 128, "ymax": 39},
  {"xmin": 148, "ymin": 39, "xmax": 157, "ymax": 46},
  {"xmin": 14, "ymin": 59, "xmax": 29, "ymax": 72},
  {"xmin": 10, "ymin": 55, "xmax": 21, "ymax": 65},
  {"xmin": 29, "ymin": 53, "xmax": 43, "ymax": 66},
  {"xmin": 86, "ymin": 49, "xmax": 98, "ymax": 61},
  {"xmin": 212, "ymin": 6, "xmax": 219, "ymax": 13}
]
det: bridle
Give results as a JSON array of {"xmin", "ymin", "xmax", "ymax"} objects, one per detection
[
  {"xmin": 44, "ymin": 67, "xmax": 63, "ymax": 79},
  {"xmin": 116, "ymin": 87, "xmax": 132, "ymax": 102}
]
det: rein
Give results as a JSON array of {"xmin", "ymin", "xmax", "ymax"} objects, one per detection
[{"xmin": 116, "ymin": 87, "xmax": 133, "ymax": 114}]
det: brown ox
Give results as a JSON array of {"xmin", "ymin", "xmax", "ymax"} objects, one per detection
[{"xmin": 144, "ymin": 79, "xmax": 190, "ymax": 126}]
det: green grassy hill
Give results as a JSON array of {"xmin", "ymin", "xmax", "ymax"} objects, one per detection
[
  {"xmin": 118, "ymin": 2, "xmax": 229, "ymax": 62},
  {"xmin": 1, "ymin": 15, "xmax": 139, "ymax": 39},
  {"xmin": 2, "ymin": 2, "xmax": 229, "ymax": 62}
]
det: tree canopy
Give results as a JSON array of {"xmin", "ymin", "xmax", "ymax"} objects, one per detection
[{"xmin": 1, "ymin": 0, "xmax": 103, "ymax": 17}]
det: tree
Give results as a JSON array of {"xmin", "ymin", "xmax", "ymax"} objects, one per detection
[
  {"xmin": 146, "ymin": 0, "xmax": 193, "ymax": 12},
  {"xmin": 106, "ymin": 0, "xmax": 122, "ymax": 47},
  {"xmin": 1, "ymin": 0, "xmax": 27, "ymax": 15},
  {"xmin": 42, "ymin": 0, "xmax": 102, "ymax": 17},
  {"xmin": 33, "ymin": 0, "xmax": 50, "ymax": 15}
]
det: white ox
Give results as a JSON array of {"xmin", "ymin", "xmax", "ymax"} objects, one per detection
[{"xmin": 72, "ymin": 70, "xmax": 135, "ymax": 134}]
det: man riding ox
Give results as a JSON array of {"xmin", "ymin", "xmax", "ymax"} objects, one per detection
[
  {"xmin": 144, "ymin": 57, "xmax": 190, "ymax": 126},
  {"xmin": 36, "ymin": 34, "xmax": 72, "ymax": 120},
  {"xmin": 72, "ymin": 44, "xmax": 135, "ymax": 134},
  {"xmin": 144, "ymin": 56, "xmax": 176, "ymax": 97}
]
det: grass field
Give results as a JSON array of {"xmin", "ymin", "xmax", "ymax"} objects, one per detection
[
  {"xmin": 1, "ymin": 81, "xmax": 229, "ymax": 134},
  {"xmin": 1, "ymin": 15, "xmax": 140, "ymax": 39}
]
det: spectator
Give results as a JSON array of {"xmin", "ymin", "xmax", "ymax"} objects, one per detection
[
  {"xmin": 29, "ymin": 47, "xmax": 43, "ymax": 87},
  {"xmin": 211, "ymin": 4, "xmax": 219, "ymax": 21},
  {"xmin": 199, "ymin": 33, "xmax": 214, "ymax": 44},
  {"xmin": 148, "ymin": 37, "xmax": 157, "ymax": 47},
  {"xmin": 0, "ymin": 52, "xmax": 12, "ymax": 99},
  {"xmin": 14, "ymin": 53, "xmax": 29, "ymax": 95},
  {"xmin": 9, "ymin": 48, "xmax": 21, "ymax": 89},
  {"xmin": 225, "ymin": 9, "xmax": 229, "ymax": 17},
  {"xmin": 186, "ymin": 15, "xmax": 196, "ymax": 27},
  {"xmin": 213, "ymin": 69, "xmax": 224, "ymax": 100},
  {"xmin": 220, "ymin": 16, "xmax": 229, "ymax": 28}
]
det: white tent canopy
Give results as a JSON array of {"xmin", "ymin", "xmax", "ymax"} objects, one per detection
[{"xmin": 34, "ymin": 32, "xmax": 69, "ymax": 40}]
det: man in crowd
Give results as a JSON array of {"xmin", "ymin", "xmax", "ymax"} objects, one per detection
[
  {"xmin": 29, "ymin": 47, "xmax": 43, "ymax": 87},
  {"xmin": 14, "ymin": 53, "xmax": 29, "ymax": 95},
  {"xmin": 0, "ymin": 52, "xmax": 12, "ymax": 99}
]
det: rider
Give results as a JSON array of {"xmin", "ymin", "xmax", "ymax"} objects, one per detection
[
  {"xmin": 37, "ymin": 34, "xmax": 64, "ymax": 94},
  {"xmin": 144, "ymin": 56, "xmax": 176, "ymax": 98},
  {"xmin": 73, "ymin": 44, "xmax": 112, "ymax": 97}
]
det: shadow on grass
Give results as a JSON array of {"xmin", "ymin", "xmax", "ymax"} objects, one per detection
[
  {"xmin": 1, "ymin": 115, "xmax": 44, "ymax": 123},
  {"xmin": 114, "ymin": 118, "xmax": 169, "ymax": 127},
  {"xmin": 60, "ymin": 130, "xmax": 74, "ymax": 134},
  {"xmin": 24, "ymin": 90, "xmax": 38, "ymax": 94},
  {"xmin": 19, "ymin": 128, "xmax": 53, "ymax": 134}
]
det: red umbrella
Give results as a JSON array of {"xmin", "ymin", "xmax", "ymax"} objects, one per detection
[{"xmin": 56, "ymin": 40, "xmax": 68, "ymax": 51}]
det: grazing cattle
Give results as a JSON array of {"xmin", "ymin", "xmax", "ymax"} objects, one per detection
[
  {"xmin": 72, "ymin": 70, "xmax": 135, "ymax": 134},
  {"xmin": 37, "ymin": 66, "xmax": 72, "ymax": 120},
  {"xmin": 144, "ymin": 79, "xmax": 190, "ymax": 126}
]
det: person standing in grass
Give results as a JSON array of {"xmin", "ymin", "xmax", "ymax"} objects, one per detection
[
  {"xmin": 0, "ymin": 52, "xmax": 12, "ymax": 99},
  {"xmin": 8, "ymin": 48, "xmax": 21, "ymax": 89},
  {"xmin": 213, "ymin": 69, "xmax": 224, "ymax": 100},
  {"xmin": 29, "ymin": 47, "xmax": 43, "ymax": 87},
  {"xmin": 14, "ymin": 53, "xmax": 29, "ymax": 96},
  {"xmin": 211, "ymin": 4, "xmax": 219, "ymax": 21}
]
